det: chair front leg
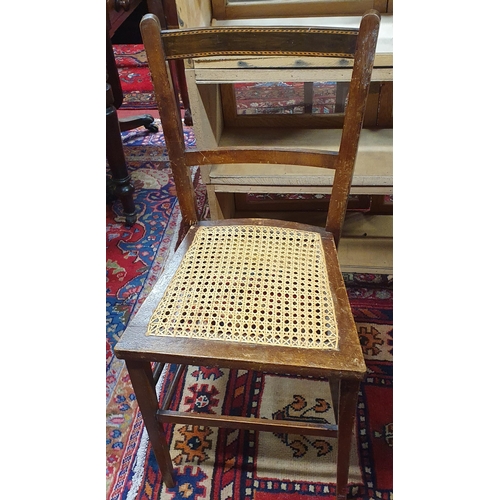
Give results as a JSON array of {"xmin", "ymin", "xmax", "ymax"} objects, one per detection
[
  {"xmin": 126, "ymin": 359, "xmax": 176, "ymax": 488},
  {"xmin": 334, "ymin": 378, "xmax": 360, "ymax": 500}
]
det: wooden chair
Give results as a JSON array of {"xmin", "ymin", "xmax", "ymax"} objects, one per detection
[{"xmin": 114, "ymin": 10, "xmax": 380, "ymax": 499}]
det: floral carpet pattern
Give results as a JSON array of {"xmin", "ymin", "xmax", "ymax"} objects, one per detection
[
  {"xmin": 106, "ymin": 121, "xmax": 393, "ymax": 500},
  {"xmin": 234, "ymin": 81, "xmax": 340, "ymax": 115},
  {"xmin": 113, "ymin": 44, "xmax": 156, "ymax": 109}
]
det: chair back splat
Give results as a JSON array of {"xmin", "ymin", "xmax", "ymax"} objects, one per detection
[
  {"xmin": 139, "ymin": 11, "xmax": 380, "ymax": 245},
  {"xmin": 115, "ymin": 11, "xmax": 381, "ymax": 499}
]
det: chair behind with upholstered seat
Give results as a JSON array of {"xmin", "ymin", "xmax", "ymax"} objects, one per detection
[{"xmin": 114, "ymin": 10, "xmax": 380, "ymax": 500}]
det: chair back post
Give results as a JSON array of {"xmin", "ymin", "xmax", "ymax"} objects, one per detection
[
  {"xmin": 326, "ymin": 9, "xmax": 380, "ymax": 245},
  {"xmin": 140, "ymin": 14, "xmax": 199, "ymax": 227}
]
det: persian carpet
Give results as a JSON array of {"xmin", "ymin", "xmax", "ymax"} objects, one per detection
[
  {"xmin": 106, "ymin": 122, "xmax": 393, "ymax": 500},
  {"xmin": 113, "ymin": 44, "xmax": 156, "ymax": 110},
  {"xmin": 234, "ymin": 81, "xmax": 339, "ymax": 116}
]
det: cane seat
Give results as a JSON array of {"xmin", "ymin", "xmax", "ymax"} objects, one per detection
[{"xmin": 147, "ymin": 224, "xmax": 339, "ymax": 349}]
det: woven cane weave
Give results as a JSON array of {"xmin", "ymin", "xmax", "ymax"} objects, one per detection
[{"xmin": 147, "ymin": 225, "xmax": 339, "ymax": 350}]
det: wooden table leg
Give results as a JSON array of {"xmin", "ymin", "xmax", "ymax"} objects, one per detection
[
  {"xmin": 334, "ymin": 378, "xmax": 360, "ymax": 500},
  {"xmin": 106, "ymin": 74, "xmax": 137, "ymax": 226},
  {"xmin": 126, "ymin": 359, "xmax": 176, "ymax": 488},
  {"xmin": 304, "ymin": 82, "xmax": 314, "ymax": 114}
]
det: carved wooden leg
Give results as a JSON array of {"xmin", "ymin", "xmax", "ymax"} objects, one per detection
[
  {"xmin": 334, "ymin": 378, "xmax": 360, "ymax": 500},
  {"xmin": 106, "ymin": 76, "xmax": 137, "ymax": 226},
  {"xmin": 126, "ymin": 359, "xmax": 176, "ymax": 488}
]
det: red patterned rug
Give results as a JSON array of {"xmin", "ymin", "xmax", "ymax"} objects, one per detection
[
  {"xmin": 108, "ymin": 318, "xmax": 392, "ymax": 500},
  {"xmin": 234, "ymin": 81, "xmax": 339, "ymax": 115},
  {"xmin": 114, "ymin": 44, "xmax": 157, "ymax": 110},
  {"xmin": 106, "ymin": 123, "xmax": 393, "ymax": 500}
]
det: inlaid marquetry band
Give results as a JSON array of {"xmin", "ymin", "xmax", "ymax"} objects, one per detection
[
  {"xmin": 160, "ymin": 26, "xmax": 359, "ymax": 60},
  {"xmin": 163, "ymin": 27, "xmax": 358, "ymax": 37},
  {"xmin": 165, "ymin": 50, "xmax": 355, "ymax": 59},
  {"xmin": 147, "ymin": 225, "xmax": 339, "ymax": 350}
]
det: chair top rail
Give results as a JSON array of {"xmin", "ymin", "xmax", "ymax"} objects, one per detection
[{"xmin": 159, "ymin": 25, "xmax": 359, "ymax": 60}]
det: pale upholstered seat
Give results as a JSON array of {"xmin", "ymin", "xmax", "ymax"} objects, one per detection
[{"xmin": 114, "ymin": 11, "xmax": 380, "ymax": 500}]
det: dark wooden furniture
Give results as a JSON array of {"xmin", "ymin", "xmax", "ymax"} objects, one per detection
[
  {"xmin": 107, "ymin": 2, "xmax": 158, "ymax": 133},
  {"xmin": 114, "ymin": 10, "xmax": 380, "ymax": 499},
  {"xmin": 106, "ymin": 69, "xmax": 138, "ymax": 225},
  {"xmin": 106, "ymin": 0, "xmax": 192, "ymax": 225},
  {"xmin": 107, "ymin": 1, "xmax": 154, "ymax": 225}
]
